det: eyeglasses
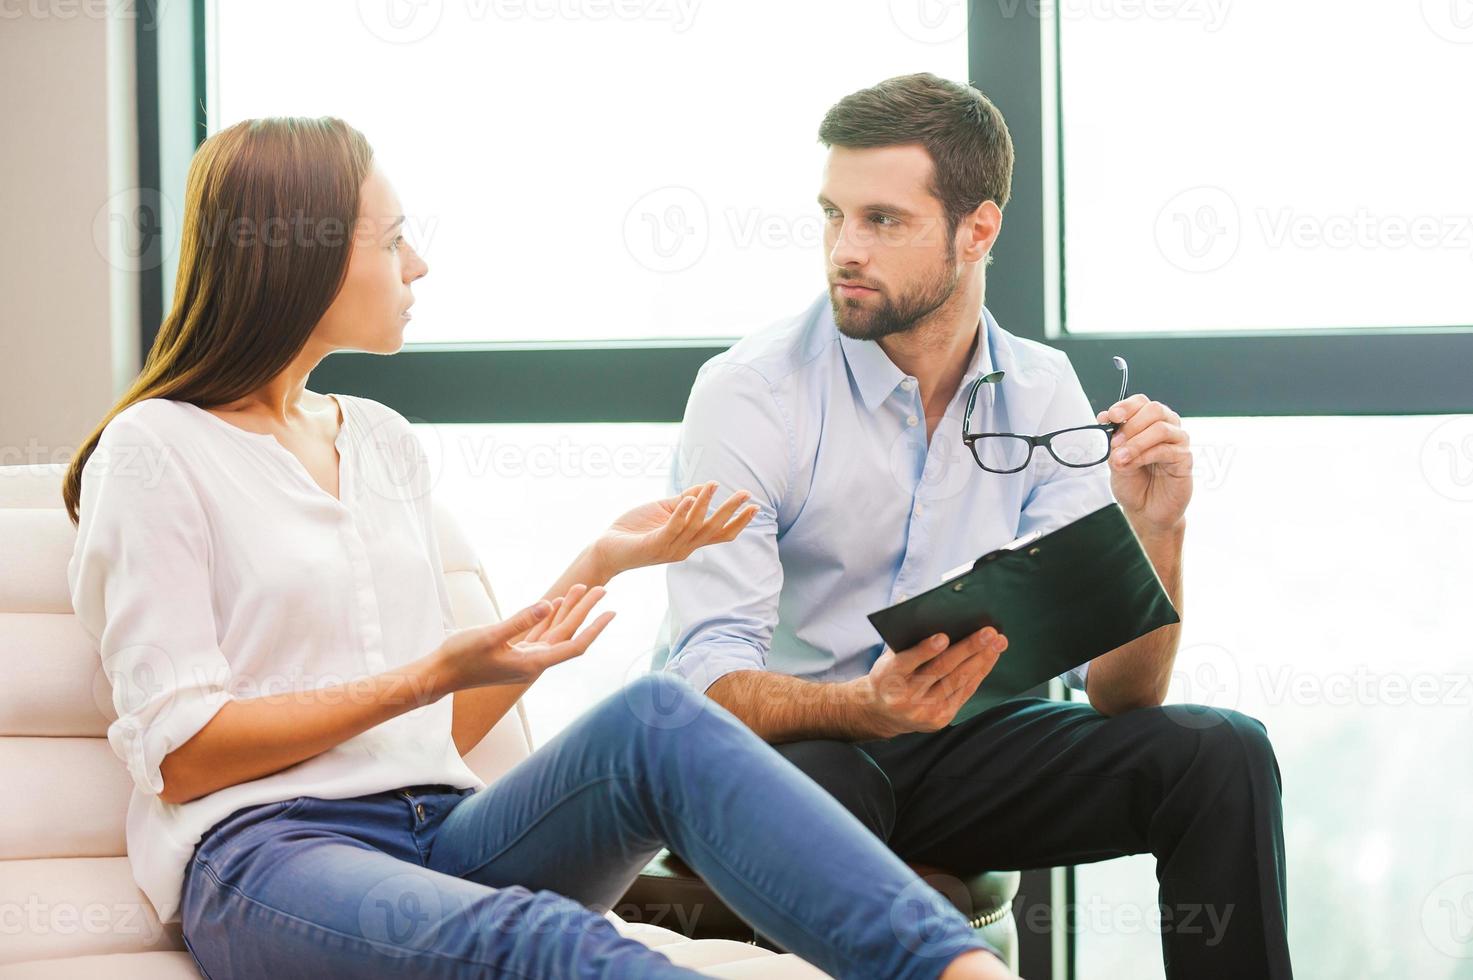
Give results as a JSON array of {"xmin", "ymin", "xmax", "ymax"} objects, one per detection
[{"xmin": 962, "ymin": 356, "xmax": 1130, "ymax": 474}]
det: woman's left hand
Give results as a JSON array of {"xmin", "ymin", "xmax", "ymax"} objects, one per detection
[{"xmin": 595, "ymin": 481, "xmax": 759, "ymax": 577}]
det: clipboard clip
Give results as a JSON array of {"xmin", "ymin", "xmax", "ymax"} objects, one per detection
[
  {"xmin": 940, "ymin": 530, "xmax": 1047, "ymax": 592},
  {"xmin": 974, "ymin": 529, "xmax": 1044, "ymax": 568}
]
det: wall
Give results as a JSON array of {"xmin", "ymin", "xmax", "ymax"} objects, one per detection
[{"xmin": 0, "ymin": 7, "xmax": 138, "ymax": 464}]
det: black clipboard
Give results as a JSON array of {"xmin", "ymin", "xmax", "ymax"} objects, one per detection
[{"xmin": 866, "ymin": 503, "xmax": 1180, "ymax": 724}]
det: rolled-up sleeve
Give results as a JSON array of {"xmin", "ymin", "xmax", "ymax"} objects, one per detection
[
  {"xmin": 67, "ymin": 415, "xmax": 235, "ymax": 799},
  {"xmin": 1015, "ymin": 354, "xmax": 1118, "ymax": 693},
  {"xmin": 660, "ymin": 362, "xmax": 791, "ymax": 694}
]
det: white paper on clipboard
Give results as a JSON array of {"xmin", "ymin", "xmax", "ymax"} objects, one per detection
[{"xmin": 938, "ymin": 529, "xmax": 1045, "ymax": 584}]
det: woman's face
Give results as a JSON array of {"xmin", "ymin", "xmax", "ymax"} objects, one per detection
[{"xmin": 314, "ymin": 166, "xmax": 429, "ymax": 354}]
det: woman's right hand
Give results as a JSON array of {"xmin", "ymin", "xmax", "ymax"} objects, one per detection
[{"xmin": 432, "ymin": 584, "xmax": 614, "ymax": 692}]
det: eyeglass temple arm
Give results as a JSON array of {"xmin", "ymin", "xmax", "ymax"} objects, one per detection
[
  {"xmin": 1112, "ymin": 355, "xmax": 1129, "ymax": 405},
  {"xmin": 964, "ymin": 370, "xmax": 1007, "ymax": 435}
]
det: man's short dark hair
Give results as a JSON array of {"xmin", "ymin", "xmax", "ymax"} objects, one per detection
[{"xmin": 818, "ymin": 73, "xmax": 1015, "ymax": 238}]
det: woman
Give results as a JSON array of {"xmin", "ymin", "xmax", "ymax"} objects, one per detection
[{"xmin": 62, "ymin": 117, "xmax": 1013, "ymax": 980}]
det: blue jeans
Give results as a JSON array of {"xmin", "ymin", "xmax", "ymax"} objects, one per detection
[{"xmin": 180, "ymin": 673, "xmax": 997, "ymax": 979}]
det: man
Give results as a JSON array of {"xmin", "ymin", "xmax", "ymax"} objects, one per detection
[{"xmin": 653, "ymin": 73, "xmax": 1290, "ymax": 978}]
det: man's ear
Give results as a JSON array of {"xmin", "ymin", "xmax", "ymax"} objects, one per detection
[{"xmin": 958, "ymin": 200, "xmax": 1003, "ymax": 265}]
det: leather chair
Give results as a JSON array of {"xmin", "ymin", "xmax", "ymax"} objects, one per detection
[
  {"xmin": 0, "ymin": 462, "xmax": 830, "ymax": 978},
  {"xmin": 620, "ymin": 852, "xmax": 1019, "ymax": 965}
]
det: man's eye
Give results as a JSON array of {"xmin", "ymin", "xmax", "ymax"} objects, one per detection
[
  {"xmin": 389, "ymin": 235, "xmax": 404, "ymax": 251},
  {"xmin": 870, "ymin": 214, "xmax": 897, "ymax": 226},
  {"xmin": 822, "ymin": 207, "xmax": 840, "ymax": 220}
]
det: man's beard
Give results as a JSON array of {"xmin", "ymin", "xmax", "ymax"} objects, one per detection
[{"xmin": 830, "ymin": 249, "xmax": 962, "ymax": 342}]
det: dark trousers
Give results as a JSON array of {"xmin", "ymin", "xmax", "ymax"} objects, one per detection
[{"xmin": 770, "ymin": 697, "xmax": 1292, "ymax": 980}]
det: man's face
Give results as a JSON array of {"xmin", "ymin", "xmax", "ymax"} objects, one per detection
[{"xmin": 819, "ymin": 145, "xmax": 961, "ymax": 341}]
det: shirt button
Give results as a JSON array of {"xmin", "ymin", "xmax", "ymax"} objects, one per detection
[
  {"xmin": 906, "ymin": 414, "xmax": 919, "ymax": 427},
  {"xmin": 898, "ymin": 592, "xmax": 910, "ymax": 601},
  {"xmin": 914, "ymin": 503, "xmax": 924, "ymax": 516},
  {"xmin": 900, "ymin": 378, "xmax": 916, "ymax": 392}
]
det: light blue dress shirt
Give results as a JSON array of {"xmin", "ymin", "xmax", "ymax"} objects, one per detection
[{"xmin": 653, "ymin": 291, "xmax": 1116, "ymax": 699}]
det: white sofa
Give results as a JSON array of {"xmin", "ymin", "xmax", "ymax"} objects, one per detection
[{"xmin": 0, "ymin": 462, "xmax": 829, "ymax": 978}]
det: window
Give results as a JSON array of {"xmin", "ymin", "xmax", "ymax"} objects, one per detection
[
  {"xmin": 213, "ymin": 0, "xmax": 967, "ymax": 343},
  {"xmin": 416, "ymin": 422, "xmax": 679, "ymax": 740},
  {"xmin": 1058, "ymin": 2, "xmax": 1473, "ymax": 334},
  {"xmin": 1073, "ymin": 413, "xmax": 1473, "ymax": 980}
]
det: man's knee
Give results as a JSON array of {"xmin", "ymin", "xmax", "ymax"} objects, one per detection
[
  {"xmin": 772, "ymin": 739, "xmax": 896, "ymax": 840},
  {"xmin": 1197, "ymin": 707, "xmax": 1280, "ymax": 786},
  {"xmin": 1143, "ymin": 704, "xmax": 1282, "ymax": 794}
]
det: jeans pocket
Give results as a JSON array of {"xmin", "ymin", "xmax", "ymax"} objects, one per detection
[
  {"xmin": 196, "ymin": 798, "xmax": 305, "ymax": 864},
  {"xmin": 276, "ymin": 796, "xmax": 311, "ymax": 820}
]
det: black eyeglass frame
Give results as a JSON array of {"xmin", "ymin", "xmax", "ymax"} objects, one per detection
[{"xmin": 961, "ymin": 356, "xmax": 1131, "ymax": 474}]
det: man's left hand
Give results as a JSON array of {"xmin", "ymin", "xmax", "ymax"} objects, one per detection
[{"xmin": 1096, "ymin": 394, "xmax": 1193, "ymax": 536}]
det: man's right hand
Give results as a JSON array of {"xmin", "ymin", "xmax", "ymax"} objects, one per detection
[{"xmin": 851, "ymin": 627, "xmax": 1008, "ymax": 738}]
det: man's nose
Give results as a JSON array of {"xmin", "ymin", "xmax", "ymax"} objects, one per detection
[{"xmin": 828, "ymin": 220, "xmax": 869, "ymax": 269}]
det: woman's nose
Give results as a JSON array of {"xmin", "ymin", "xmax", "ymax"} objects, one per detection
[{"xmin": 406, "ymin": 245, "xmax": 429, "ymax": 281}]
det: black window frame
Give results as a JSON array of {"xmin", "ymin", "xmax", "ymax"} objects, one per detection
[{"xmin": 972, "ymin": 1, "xmax": 1473, "ymax": 417}]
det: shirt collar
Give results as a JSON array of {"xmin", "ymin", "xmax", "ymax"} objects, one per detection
[{"xmin": 836, "ymin": 308, "xmax": 996, "ymax": 414}]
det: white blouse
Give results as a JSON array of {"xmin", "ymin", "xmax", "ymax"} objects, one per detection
[{"xmin": 66, "ymin": 394, "xmax": 485, "ymax": 925}]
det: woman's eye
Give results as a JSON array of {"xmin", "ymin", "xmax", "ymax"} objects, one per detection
[{"xmin": 388, "ymin": 235, "xmax": 404, "ymax": 252}]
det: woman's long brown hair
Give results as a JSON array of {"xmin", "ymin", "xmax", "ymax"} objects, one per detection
[{"xmin": 62, "ymin": 117, "xmax": 375, "ymax": 525}]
